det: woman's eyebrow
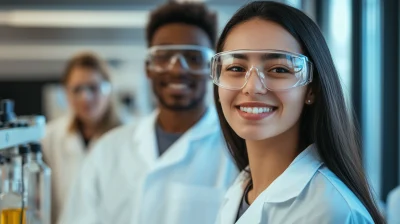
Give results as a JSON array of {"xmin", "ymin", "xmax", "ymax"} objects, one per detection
[
  {"xmin": 230, "ymin": 53, "xmax": 249, "ymax": 60},
  {"xmin": 260, "ymin": 53, "xmax": 289, "ymax": 60}
]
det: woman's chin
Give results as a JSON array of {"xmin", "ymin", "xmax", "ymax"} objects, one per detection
[
  {"xmin": 235, "ymin": 129, "xmax": 275, "ymax": 142},
  {"xmin": 77, "ymin": 114, "xmax": 100, "ymax": 124}
]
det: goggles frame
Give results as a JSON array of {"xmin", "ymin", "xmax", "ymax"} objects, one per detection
[{"xmin": 147, "ymin": 45, "xmax": 215, "ymax": 75}]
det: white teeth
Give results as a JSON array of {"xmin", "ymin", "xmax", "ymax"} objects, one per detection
[
  {"xmin": 169, "ymin": 83, "xmax": 188, "ymax": 90},
  {"xmin": 239, "ymin": 107, "xmax": 275, "ymax": 114}
]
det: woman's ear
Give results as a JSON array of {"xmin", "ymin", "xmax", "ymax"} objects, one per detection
[{"xmin": 305, "ymin": 86, "xmax": 315, "ymax": 105}]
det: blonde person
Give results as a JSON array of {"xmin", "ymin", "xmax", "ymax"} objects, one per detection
[{"xmin": 41, "ymin": 52, "xmax": 121, "ymax": 223}]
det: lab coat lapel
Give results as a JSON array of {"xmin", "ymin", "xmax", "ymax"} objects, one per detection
[
  {"xmin": 235, "ymin": 190, "xmax": 264, "ymax": 224},
  {"xmin": 153, "ymin": 132, "xmax": 190, "ymax": 171},
  {"xmin": 152, "ymin": 107, "xmax": 219, "ymax": 172},
  {"xmin": 62, "ymin": 114, "xmax": 98, "ymax": 155},
  {"xmin": 237, "ymin": 144, "xmax": 323, "ymax": 223},
  {"xmin": 133, "ymin": 111, "xmax": 159, "ymax": 168},
  {"xmin": 62, "ymin": 115, "xmax": 85, "ymax": 156},
  {"xmin": 220, "ymin": 175, "xmax": 247, "ymax": 224},
  {"xmin": 64, "ymin": 131, "xmax": 85, "ymax": 156}
]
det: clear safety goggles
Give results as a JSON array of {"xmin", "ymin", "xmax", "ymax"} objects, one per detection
[
  {"xmin": 210, "ymin": 50, "xmax": 313, "ymax": 91},
  {"xmin": 147, "ymin": 45, "xmax": 215, "ymax": 75},
  {"xmin": 67, "ymin": 81, "xmax": 111, "ymax": 98}
]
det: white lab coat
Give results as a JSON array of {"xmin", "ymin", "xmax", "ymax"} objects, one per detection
[
  {"xmin": 59, "ymin": 107, "xmax": 238, "ymax": 224},
  {"xmin": 216, "ymin": 144, "xmax": 374, "ymax": 224},
  {"xmin": 41, "ymin": 115, "xmax": 98, "ymax": 224},
  {"xmin": 387, "ymin": 186, "xmax": 400, "ymax": 224}
]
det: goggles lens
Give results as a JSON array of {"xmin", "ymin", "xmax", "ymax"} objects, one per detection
[
  {"xmin": 147, "ymin": 45, "xmax": 214, "ymax": 74},
  {"xmin": 68, "ymin": 82, "xmax": 111, "ymax": 97},
  {"xmin": 211, "ymin": 50, "xmax": 313, "ymax": 91}
]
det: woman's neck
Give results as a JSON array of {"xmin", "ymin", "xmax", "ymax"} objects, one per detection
[
  {"xmin": 77, "ymin": 119, "xmax": 97, "ymax": 140},
  {"xmin": 246, "ymin": 122, "xmax": 301, "ymax": 204}
]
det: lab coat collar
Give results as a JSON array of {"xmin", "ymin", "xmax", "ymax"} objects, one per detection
[
  {"xmin": 232, "ymin": 144, "xmax": 323, "ymax": 224},
  {"xmin": 132, "ymin": 106, "xmax": 220, "ymax": 169},
  {"xmin": 62, "ymin": 114, "xmax": 98, "ymax": 153},
  {"xmin": 132, "ymin": 110, "xmax": 159, "ymax": 166},
  {"xmin": 264, "ymin": 144, "xmax": 323, "ymax": 203},
  {"xmin": 220, "ymin": 170, "xmax": 251, "ymax": 224},
  {"xmin": 184, "ymin": 106, "xmax": 220, "ymax": 140}
]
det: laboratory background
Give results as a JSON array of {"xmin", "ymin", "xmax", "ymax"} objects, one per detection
[{"xmin": 0, "ymin": 0, "xmax": 399, "ymax": 223}]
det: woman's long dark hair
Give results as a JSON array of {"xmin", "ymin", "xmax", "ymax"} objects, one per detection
[{"xmin": 213, "ymin": 1, "xmax": 384, "ymax": 223}]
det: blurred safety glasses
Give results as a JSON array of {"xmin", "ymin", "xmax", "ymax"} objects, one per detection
[
  {"xmin": 67, "ymin": 82, "xmax": 111, "ymax": 98},
  {"xmin": 210, "ymin": 49, "xmax": 313, "ymax": 91},
  {"xmin": 147, "ymin": 45, "xmax": 214, "ymax": 75}
]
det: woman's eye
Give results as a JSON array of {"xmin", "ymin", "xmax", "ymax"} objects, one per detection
[
  {"xmin": 227, "ymin": 66, "xmax": 245, "ymax": 72},
  {"xmin": 270, "ymin": 67, "xmax": 290, "ymax": 73}
]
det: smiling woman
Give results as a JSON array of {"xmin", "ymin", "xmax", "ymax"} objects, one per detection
[
  {"xmin": 215, "ymin": 19, "xmax": 312, "ymax": 142},
  {"xmin": 212, "ymin": 1, "xmax": 385, "ymax": 224}
]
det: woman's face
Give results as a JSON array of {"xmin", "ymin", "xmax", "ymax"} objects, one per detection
[
  {"xmin": 65, "ymin": 66, "xmax": 111, "ymax": 124},
  {"xmin": 218, "ymin": 18, "xmax": 312, "ymax": 141}
]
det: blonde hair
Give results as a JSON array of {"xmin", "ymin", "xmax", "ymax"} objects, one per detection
[{"xmin": 63, "ymin": 52, "xmax": 121, "ymax": 136}]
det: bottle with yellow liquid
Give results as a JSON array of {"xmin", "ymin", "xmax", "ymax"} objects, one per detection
[
  {"xmin": 0, "ymin": 149, "xmax": 26, "ymax": 224},
  {"xmin": 1, "ymin": 208, "xmax": 26, "ymax": 224}
]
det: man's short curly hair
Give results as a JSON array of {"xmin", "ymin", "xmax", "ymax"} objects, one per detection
[{"xmin": 146, "ymin": 1, "xmax": 217, "ymax": 47}]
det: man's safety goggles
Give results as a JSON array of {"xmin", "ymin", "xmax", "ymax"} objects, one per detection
[
  {"xmin": 147, "ymin": 45, "xmax": 214, "ymax": 75},
  {"xmin": 210, "ymin": 49, "xmax": 313, "ymax": 91}
]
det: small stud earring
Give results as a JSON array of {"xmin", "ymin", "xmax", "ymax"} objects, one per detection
[{"xmin": 307, "ymin": 99, "xmax": 311, "ymax": 104}]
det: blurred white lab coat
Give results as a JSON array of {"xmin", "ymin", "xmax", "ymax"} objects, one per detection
[
  {"xmin": 387, "ymin": 186, "xmax": 400, "ymax": 224},
  {"xmin": 59, "ymin": 107, "xmax": 238, "ymax": 224},
  {"xmin": 216, "ymin": 144, "xmax": 374, "ymax": 224},
  {"xmin": 41, "ymin": 115, "xmax": 98, "ymax": 224}
]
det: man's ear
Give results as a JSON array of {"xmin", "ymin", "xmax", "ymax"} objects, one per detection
[{"xmin": 145, "ymin": 60, "xmax": 152, "ymax": 79}]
